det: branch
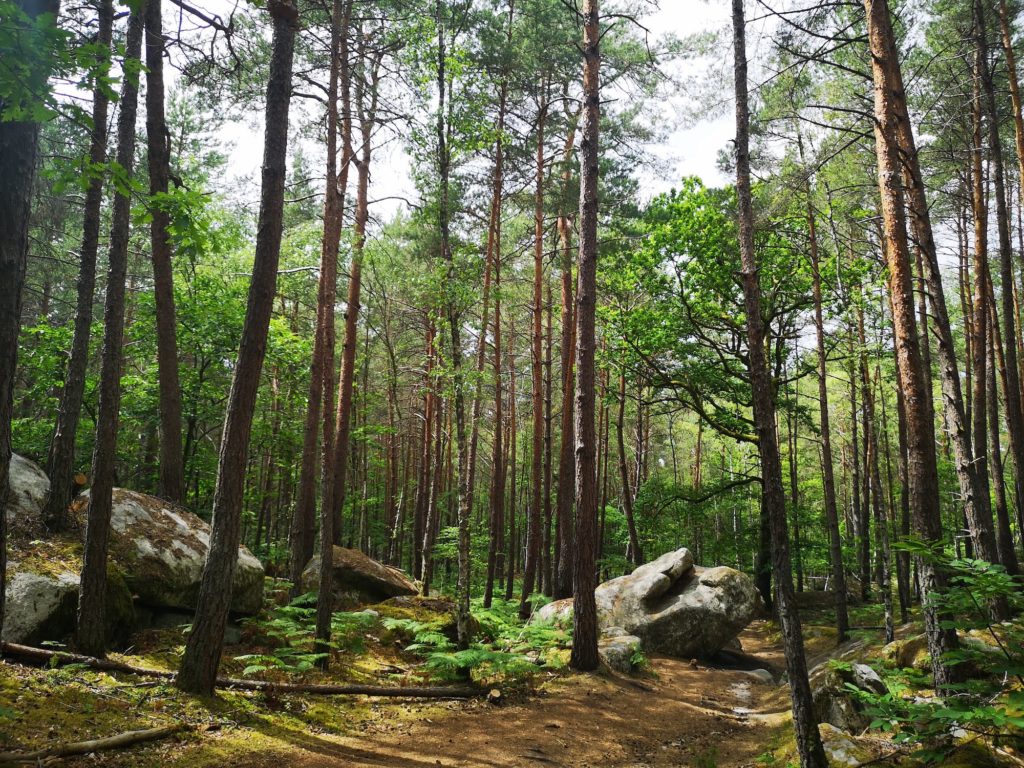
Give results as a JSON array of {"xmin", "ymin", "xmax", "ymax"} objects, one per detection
[{"xmin": 0, "ymin": 725, "xmax": 185, "ymax": 766}]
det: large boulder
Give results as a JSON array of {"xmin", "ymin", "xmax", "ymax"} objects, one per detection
[
  {"xmin": 2, "ymin": 567, "xmax": 134, "ymax": 646},
  {"xmin": 77, "ymin": 488, "xmax": 265, "ymax": 615},
  {"xmin": 6, "ymin": 454, "xmax": 50, "ymax": 537},
  {"xmin": 302, "ymin": 546, "xmax": 418, "ymax": 609},
  {"xmin": 534, "ymin": 548, "xmax": 759, "ymax": 659}
]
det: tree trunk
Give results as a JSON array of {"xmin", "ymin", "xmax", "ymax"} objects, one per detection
[
  {"xmin": 42, "ymin": 0, "xmax": 111, "ymax": 530},
  {"xmin": 569, "ymin": 0, "xmax": 600, "ymax": 673},
  {"xmin": 520, "ymin": 91, "xmax": 547, "ymax": 619},
  {"xmin": 616, "ymin": 371, "xmax": 642, "ymax": 565},
  {"xmin": 316, "ymin": 36, "xmax": 377, "ymax": 664},
  {"xmin": 2, "ymin": 0, "xmax": 61, "ymax": 619},
  {"xmin": 289, "ymin": 0, "xmax": 351, "ymax": 597},
  {"xmin": 863, "ymin": 0, "xmax": 961, "ymax": 689},
  {"xmin": 175, "ymin": 0, "xmax": 297, "ymax": 695},
  {"xmin": 801, "ymin": 134, "xmax": 849, "ymax": 638},
  {"xmin": 145, "ymin": 0, "xmax": 185, "ymax": 504},
  {"xmin": 733, "ymin": 3, "xmax": 825, "ymax": 765},
  {"xmin": 76, "ymin": 5, "xmax": 146, "ymax": 658}
]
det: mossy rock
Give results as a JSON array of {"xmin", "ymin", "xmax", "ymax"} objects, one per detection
[{"xmin": 881, "ymin": 634, "xmax": 930, "ymax": 671}]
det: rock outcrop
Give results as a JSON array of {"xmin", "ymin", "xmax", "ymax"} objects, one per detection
[
  {"xmin": 96, "ymin": 488, "xmax": 265, "ymax": 615},
  {"xmin": 534, "ymin": 548, "xmax": 759, "ymax": 659},
  {"xmin": 3, "ymin": 455, "xmax": 265, "ymax": 646},
  {"xmin": 303, "ymin": 546, "xmax": 418, "ymax": 609}
]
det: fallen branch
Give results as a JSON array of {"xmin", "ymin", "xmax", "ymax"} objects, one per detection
[
  {"xmin": 1, "ymin": 642, "xmax": 480, "ymax": 698},
  {"xmin": 0, "ymin": 724, "xmax": 184, "ymax": 766}
]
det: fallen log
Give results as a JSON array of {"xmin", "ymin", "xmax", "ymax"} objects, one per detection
[
  {"xmin": 0, "ymin": 642, "xmax": 480, "ymax": 698},
  {"xmin": 0, "ymin": 724, "xmax": 184, "ymax": 766}
]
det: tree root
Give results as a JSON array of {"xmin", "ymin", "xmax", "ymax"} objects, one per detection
[{"xmin": 1, "ymin": 642, "xmax": 481, "ymax": 698}]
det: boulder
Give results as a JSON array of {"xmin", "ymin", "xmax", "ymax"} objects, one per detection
[
  {"xmin": 80, "ymin": 488, "xmax": 265, "ymax": 615},
  {"xmin": 818, "ymin": 724, "xmax": 874, "ymax": 768},
  {"xmin": 2, "ymin": 566, "xmax": 134, "ymax": 646},
  {"xmin": 6, "ymin": 454, "xmax": 49, "ymax": 536},
  {"xmin": 598, "ymin": 628, "xmax": 643, "ymax": 674},
  {"xmin": 303, "ymin": 546, "xmax": 417, "ymax": 609},
  {"xmin": 1, "ymin": 571, "xmax": 78, "ymax": 644},
  {"xmin": 533, "ymin": 548, "xmax": 759, "ymax": 659},
  {"xmin": 811, "ymin": 662, "xmax": 887, "ymax": 732},
  {"xmin": 881, "ymin": 634, "xmax": 930, "ymax": 671}
]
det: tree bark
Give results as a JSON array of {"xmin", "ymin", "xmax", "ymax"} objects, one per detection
[
  {"xmin": 1, "ymin": 0, "xmax": 62, "ymax": 642},
  {"xmin": 176, "ymin": 0, "xmax": 297, "ymax": 695},
  {"xmin": 145, "ymin": 0, "xmax": 185, "ymax": 504},
  {"xmin": 289, "ymin": 0, "xmax": 351, "ymax": 597},
  {"xmin": 43, "ymin": 0, "xmax": 113, "ymax": 531},
  {"xmin": 520, "ymin": 94, "xmax": 548, "ymax": 619},
  {"xmin": 800, "ymin": 135, "xmax": 849, "ymax": 638},
  {"xmin": 317, "ymin": 33, "xmax": 378, "ymax": 664},
  {"xmin": 570, "ymin": 0, "xmax": 600, "ymax": 673},
  {"xmin": 77, "ymin": 5, "xmax": 146, "ymax": 658},
  {"xmin": 733, "ymin": 3, "xmax": 825, "ymax": 765},
  {"xmin": 616, "ymin": 371, "xmax": 642, "ymax": 565},
  {"xmin": 863, "ymin": 0, "xmax": 961, "ymax": 689}
]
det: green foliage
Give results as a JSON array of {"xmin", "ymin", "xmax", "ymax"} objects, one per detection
[
  {"xmin": 236, "ymin": 594, "xmax": 378, "ymax": 676},
  {"xmin": 851, "ymin": 550, "xmax": 1024, "ymax": 760},
  {"xmin": 384, "ymin": 599, "xmax": 570, "ymax": 684}
]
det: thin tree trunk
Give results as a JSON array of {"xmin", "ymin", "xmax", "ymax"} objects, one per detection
[
  {"xmin": 289, "ymin": 0, "xmax": 351, "ymax": 597},
  {"xmin": 616, "ymin": 371, "xmax": 642, "ymax": 564},
  {"xmin": 44, "ymin": 0, "xmax": 112, "ymax": 531},
  {"xmin": 733, "ymin": 3, "xmax": 824, "ymax": 762},
  {"xmin": 76, "ymin": 6, "xmax": 146, "ymax": 658},
  {"xmin": 145, "ymin": 0, "xmax": 185, "ymax": 504},
  {"xmin": 520, "ymin": 91, "xmax": 547, "ymax": 619},
  {"xmin": 176, "ymin": 0, "xmax": 297, "ymax": 695},
  {"xmin": 800, "ymin": 132, "xmax": 849, "ymax": 638},
  {"xmin": 316, "ymin": 38, "xmax": 378, "ymax": 664}
]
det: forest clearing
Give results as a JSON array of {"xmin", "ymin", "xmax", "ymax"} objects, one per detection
[{"xmin": 3, "ymin": 0, "xmax": 1024, "ymax": 765}]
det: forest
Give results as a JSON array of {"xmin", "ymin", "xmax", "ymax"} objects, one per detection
[{"xmin": 2, "ymin": 0, "xmax": 1024, "ymax": 765}]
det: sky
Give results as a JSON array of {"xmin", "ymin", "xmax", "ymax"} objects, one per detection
[{"xmin": 201, "ymin": 1, "xmax": 742, "ymax": 219}]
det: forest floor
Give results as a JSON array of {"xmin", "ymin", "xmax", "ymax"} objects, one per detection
[
  {"xmin": 1, "ymin": 604, "xmax": 1014, "ymax": 767},
  {"xmin": 0, "ymin": 614, "xmax": 864, "ymax": 768},
  {"xmin": 239, "ymin": 620, "xmax": 807, "ymax": 768}
]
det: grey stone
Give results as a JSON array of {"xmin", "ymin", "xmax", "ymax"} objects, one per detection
[
  {"xmin": 1, "ymin": 571, "xmax": 78, "ymax": 644},
  {"xmin": 599, "ymin": 632, "xmax": 643, "ymax": 674},
  {"xmin": 96, "ymin": 488, "xmax": 265, "ymax": 615},
  {"xmin": 303, "ymin": 546, "xmax": 418, "ymax": 609},
  {"xmin": 533, "ymin": 548, "xmax": 759, "ymax": 659},
  {"xmin": 6, "ymin": 454, "xmax": 49, "ymax": 536}
]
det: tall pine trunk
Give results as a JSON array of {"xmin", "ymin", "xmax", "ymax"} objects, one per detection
[
  {"xmin": 863, "ymin": 0, "xmax": 961, "ymax": 689},
  {"xmin": 289, "ymin": 0, "xmax": 351, "ymax": 596},
  {"xmin": 77, "ymin": 5, "xmax": 146, "ymax": 658},
  {"xmin": 176, "ymin": 0, "xmax": 297, "ymax": 695},
  {"xmin": 145, "ymin": 0, "xmax": 185, "ymax": 504},
  {"xmin": 733, "ymin": 2, "xmax": 825, "ymax": 764},
  {"xmin": 44, "ymin": 0, "xmax": 113, "ymax": 531},
  {"xmin": 0, "ymin": 0, "xmax": 62, "ymax": 641},
  {"xmin": 570, "ymin": 0, "xmax": 600, "ymax": 673}
]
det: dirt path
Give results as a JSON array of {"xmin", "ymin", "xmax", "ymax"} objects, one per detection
[{"xmin": 246, "ymin": 622, "xmax": 805, "ymax": 768}]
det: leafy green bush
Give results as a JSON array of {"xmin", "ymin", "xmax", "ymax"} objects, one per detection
[{"xmin": 851, "ymin": 547, "xmax": 1024, "ymax": 762}]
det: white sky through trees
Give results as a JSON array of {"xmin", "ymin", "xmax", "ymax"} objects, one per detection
[{"xmin": 195, "ymin": 0, "xmax": 737, "ymax": 221}]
